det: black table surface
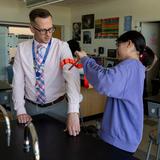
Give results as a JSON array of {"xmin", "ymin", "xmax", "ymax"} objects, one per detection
[{"xmin": 0, "ymin": 115, "xmax": 136, "ymax": 160}]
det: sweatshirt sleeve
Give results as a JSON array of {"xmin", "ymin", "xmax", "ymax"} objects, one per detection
[{"xmin": 81, "ymin": 56, "xmax": 127, "ymax": 99}]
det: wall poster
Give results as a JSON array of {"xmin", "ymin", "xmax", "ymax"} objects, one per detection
[
  {"xmin": 72, "ymin": 22, "xmax": 81, "ymax": 41},
  {"xmin": 82, "ymin": 14, "xmax": 94, "ymax": 29},
  {"xmin": 83, "ymin": 31, "xmax": 92, "ymax": 44},
  {"xmin": 124, "ymin": 16, "xmax": 132, "ymax": 31},
  {"xmin": 95, "ymin": 17, "xmax": 119, "ymax": 38}
]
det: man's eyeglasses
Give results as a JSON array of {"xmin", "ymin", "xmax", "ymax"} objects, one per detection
[{"xmin": 32, "ymin": 25, "xmax": 56, "ymax": 35}]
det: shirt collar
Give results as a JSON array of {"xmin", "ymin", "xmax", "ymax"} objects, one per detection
[{"xmin": 34, "ymin": 39, "xmax": 48, "ymax": 49}]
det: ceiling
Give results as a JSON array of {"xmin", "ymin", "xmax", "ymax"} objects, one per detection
[
  {"xmin": 22, "ymin": 0, "xmax": 109, "ymax": 7},
  {"xmin": 54, "ymin": 0, "xmax": 108, "ymax": 6}
]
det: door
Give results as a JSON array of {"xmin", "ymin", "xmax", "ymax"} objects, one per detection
[
  {"xmin": 141, "ymin": 22, "xmax": 160, "ymax": 55},
  {"xmin": 141, "ymin": 22, "xmax": 160, "ymax": 94},
  {"xmin": 53, "ymin": 25, "xmax": 63, "ymax": 40}
]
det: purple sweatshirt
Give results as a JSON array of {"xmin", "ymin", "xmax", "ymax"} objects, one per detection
[{"xmin": 81, "ymin": 56, "xmax": 145, "ymax": 152}]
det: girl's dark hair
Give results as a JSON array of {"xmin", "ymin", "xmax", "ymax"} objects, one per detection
[
  {"xmin": 117, "ymin": 30, "xmax": 156, "ymax": 67},
  {"xmin": 139, "ymin": 46, "xmax": 155, "ymax": 67},
  {"xmin": 29, "ymin": 8, "xmax": 52, "ymax": 23},
  {"xmin": 116, "ymin": 30, "xmax": 146, "ymax": 54}
]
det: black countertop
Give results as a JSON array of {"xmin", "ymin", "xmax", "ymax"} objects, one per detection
[{"xmin": 0, "ymin": 115, "xmax": 136, "ymax": 160}]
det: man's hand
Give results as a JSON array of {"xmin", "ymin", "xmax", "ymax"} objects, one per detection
[
  {"xmin": 17, "ymin": 114, "xmax": 32, "ymax": 124},
  {"xmin": 66, "ymin": 112, "xmax": 80, "ymax": 136}
]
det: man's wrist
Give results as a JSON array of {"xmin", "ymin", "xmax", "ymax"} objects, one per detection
[{"xmin": 68, "ymin": 112, "xmax": 79, "ymax": 116}]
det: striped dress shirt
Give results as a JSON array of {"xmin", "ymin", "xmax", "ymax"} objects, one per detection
[{"xmin": 12, "ymin": 38, "xmax": 81, "ymax": 115}]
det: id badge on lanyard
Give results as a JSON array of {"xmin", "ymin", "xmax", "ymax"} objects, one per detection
[{"xmin": 32, "ymin": 40, "xmax": 52, "ymax": 79}]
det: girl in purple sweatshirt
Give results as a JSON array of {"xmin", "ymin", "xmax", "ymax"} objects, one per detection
[{"xmin": 76, "ymin": 31, "xmax": 157, "ymax": 160}]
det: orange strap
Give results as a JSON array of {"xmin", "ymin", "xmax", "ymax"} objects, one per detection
[
  {"xmin": 84, "ymin": 75, "xmax": 89, "ymax": 88},
  {"xmin": 60, "ymin": 58, "xmax": 89, "ymax": 88},
  {"xmin": 60, "ymin": 58, "xmax": 83, "ymax": 69}
]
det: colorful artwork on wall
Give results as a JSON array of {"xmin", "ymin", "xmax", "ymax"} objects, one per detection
[
  {"xmin": 95, "ymin": 17, "xmax": 119, "ymax": 39},
  {"xmin": 95, "ymin": 19, "xmax": 102, "ymax": 39}
]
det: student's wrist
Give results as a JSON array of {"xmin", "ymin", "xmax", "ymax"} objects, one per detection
[{"xmin": 81, "ymin": 56, "xmax": 88, "ymax": 64}]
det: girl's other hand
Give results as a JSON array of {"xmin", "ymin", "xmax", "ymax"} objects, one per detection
[{"xmin": 75, "ymin": 50, "xmax": 87, "ymax": 59}]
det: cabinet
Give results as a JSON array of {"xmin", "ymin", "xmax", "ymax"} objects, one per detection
[
  {"xmin": 151, "ymin": 79, "xmax": 160, "ymax": 95},
  {"xmin": 80, "ymin": 87, "xmax": 106, "ymax": 117}
]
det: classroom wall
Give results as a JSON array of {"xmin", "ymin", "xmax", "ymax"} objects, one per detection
[
  {"xmin": 0, "ymin": 0, "xmax": 72, "ymax": 41},
  {"xmin": 70, "ymin": 0, "xmax": 160, "ymax": 55},
  {"xmin": 1, "ymin": 0, "xmax": 160, "ymax": 52},
  {"xmin": 0, "ymin": 0, "xmax": 72, "ymax": 80}
]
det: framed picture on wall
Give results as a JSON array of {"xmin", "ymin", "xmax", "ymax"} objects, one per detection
[
  {"xmin": 124, "ymin": 16, "xmax": 132, "ymax": 31},
  {"xmin": 82, "ymin": 14, "xmax": 94, "ymax": 29},
  {"xmin": 95, "ymin": 17, "xmax": 119, "ymax": 39},
  {"xmin": 72, "ymin": 22, "xmax": 81, "ymax": 41},
  {"xmin": 83, "ymin": 31, "xmax": 91, "ymax": 44}
]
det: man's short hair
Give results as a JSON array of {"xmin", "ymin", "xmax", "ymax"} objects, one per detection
[{"xmin": 29, "ymin": 8, "xmax": 52, "ymax": 23}]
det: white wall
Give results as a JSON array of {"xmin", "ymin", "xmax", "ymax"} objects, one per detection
[
  {"xmin": 71, "ymin": 0, "xmax": 160, "ymax": 55},
  {"xmin": 1, "ymin": 0, "xmax": 160, "ymax": 50},
  {"xmin": 0, "ymin": 0, "xmax": 72, "ymax": 41}
]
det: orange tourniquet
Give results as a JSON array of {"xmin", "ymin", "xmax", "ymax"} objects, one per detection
[
  {"xmin": 60, "ymin": 58, "xmax": 83, "ymax": 69},
  {"xmin": 60, "ymin": 58, "xmax": 89, "ymax": 88}
]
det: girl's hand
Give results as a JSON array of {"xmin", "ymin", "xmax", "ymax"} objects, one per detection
[{"xmin": 75, "ymin": 50, "xmax": 87, "ymax": 59}]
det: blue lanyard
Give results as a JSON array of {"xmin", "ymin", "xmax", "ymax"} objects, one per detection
[{"xmin": 32, "ymin": 39, "xmax": 52, "ymax": 78}]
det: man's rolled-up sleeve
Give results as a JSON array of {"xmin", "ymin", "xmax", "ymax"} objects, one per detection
[
  {"xmin": 60, "ymin": 42, "xmax": 81, "ymax": 113},
  {"xmin": 12, "ymin": 45, "xmax": 26, "ymax": 115}
]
